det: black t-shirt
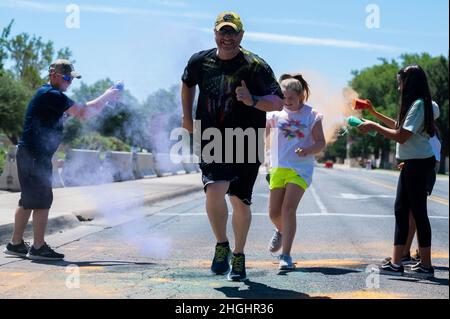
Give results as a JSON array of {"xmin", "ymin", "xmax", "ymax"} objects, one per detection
[
  {"xmin": 182, "ymin": 48, "xmax": 282, "ymax": 164},
  {"xmin": 19, "ymin": 84, "xmax": 74, "ymax": 157}
]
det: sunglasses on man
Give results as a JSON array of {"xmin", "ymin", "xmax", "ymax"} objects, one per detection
[
  {"xmin": 217, "ymin": 28, "xmax": 240, "ymax": 36},
  {"xmin": 58, "ymin": 73, "xmax": 74, "ymax": 82}
]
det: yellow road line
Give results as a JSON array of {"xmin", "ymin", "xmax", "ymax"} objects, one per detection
[
  {"xmin": 429, "ymin": 195, "xmax": 449, "ymax": 206},
  {"xmin": 324, "ymin": 290, "xmax": 407, "ymax": 299}
]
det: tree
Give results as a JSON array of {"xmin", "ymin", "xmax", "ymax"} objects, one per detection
[
  {"xmin": 350, "ymin": 58, "xmax": 400, "ymax": 168},
  {"xmin": 323, "ymin": 134, "xmax": 347, "ymax": 162},
  {"xmin": 0, "ymin": 20, "xmax": 13, "ymax": 74},
  {"xmin": 0, "ymin": 72, "xmax": 32, "ymax": 144},
  {"xmin": 0, "ymin": 20, "xmax": 75, "ymax": 145},
  {"xmin": 405, "ymin": 54, "xmax": 449, "ymax": 173},
  {"xmin": 346, "ymin": 53, "xmax": 449, "ymax": 170},
  {"xmin": 141, "ymin": 85, "xmax": 182, "ymax": 153},
  {"xmin": 70, "ymin": 79, "xmax": 114, "ymax": 103},
  {"xmin": 66, "ymin": 78, "xmax": 143, "ymax": 149},
  {"xmin": 1, "ymin": 20, "xmax": 74, "ymax": 89}
]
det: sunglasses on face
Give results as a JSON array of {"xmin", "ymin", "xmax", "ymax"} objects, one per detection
[
  {"xmin": 57, "ymin": 73, "xmax": 73, "ymax": 82},
  {"xmin": 217, "ymin": 28, "xmax": 240, "ymax": 36}
]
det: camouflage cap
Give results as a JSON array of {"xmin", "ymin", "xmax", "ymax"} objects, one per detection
[
  {"xmin": 215, "ymin": 11, "xmax": 243, "ymax": 32},
  {"xmin": 49, "ymin": 59, "xmax": 81, "ymax": 79}
]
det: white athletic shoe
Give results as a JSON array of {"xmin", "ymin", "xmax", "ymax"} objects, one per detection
[
  {"xmin": 268, "ymin": 230, "xmax": 282, "ymax": 253},
  {"xmin": 278, "ymin": 254, "xmax": 295, "ymax": 270}
]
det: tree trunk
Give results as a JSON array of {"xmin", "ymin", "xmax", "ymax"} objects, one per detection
[
  {"xmin": 380, "ymin": 140, "xmax": 392, "ymax": 169},
  {"xmin": 438, "ymin": 160, "xmax": 446, "ymax": 174},
  {"xmin": 438, "ymin": 138, "xmax": 449, "ymax": 174},
  {"xmin": 7, "ymin": 134, "xmax": 18, "ymax": 145}
]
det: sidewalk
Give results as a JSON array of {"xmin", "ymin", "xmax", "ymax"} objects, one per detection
[{"xmin": 0, "ymin": 173, "xmax": 203, "ymax": 243}]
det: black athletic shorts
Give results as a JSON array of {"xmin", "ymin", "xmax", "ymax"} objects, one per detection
[
  {"xmin": 16, "ymin": 146, "xmax": 53, "ymax": 209},
  {"xmin": 200, "ymin": 162, "xmax": 261, "ymax": 206}
]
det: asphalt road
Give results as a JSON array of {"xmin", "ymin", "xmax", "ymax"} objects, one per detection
[{"xmin": 0, "ymin": 166, "xmax": 448, "ymax": 299}]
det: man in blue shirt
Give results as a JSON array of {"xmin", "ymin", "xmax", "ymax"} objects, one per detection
[{"xmin": 3, "ymin": 59, "xmax": 121, "ymax": 260}]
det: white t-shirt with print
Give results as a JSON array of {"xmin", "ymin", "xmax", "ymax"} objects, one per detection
[{"xmin": 267, "ymin": 105, "xmax": 323, "ymax": 186}]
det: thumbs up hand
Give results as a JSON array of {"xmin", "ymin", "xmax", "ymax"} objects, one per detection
[{"xmin": 235, "ymin": 80, "xmax": 254, "ymax": 106}]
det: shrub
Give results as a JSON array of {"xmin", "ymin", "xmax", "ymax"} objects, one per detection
[
  {"xmin": 68, "ymin": 133, "xmax": 131, "ymax": 152},
  {"xmin": 0, "ymin": 146, "xmax": 6, "ymax": 175}
]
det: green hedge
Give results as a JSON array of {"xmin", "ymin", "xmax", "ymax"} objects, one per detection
[
  {"xmin": 69, "ymin": 133, "xmax": 131, "ymax": 152},
  {"xmin": 0, "ymin": 146, "xmax": 6, "ymax": 175}
]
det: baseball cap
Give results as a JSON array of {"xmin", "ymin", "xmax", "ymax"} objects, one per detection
[
  {"xmin": 49, "ymin": 59, "xmax": 81, "ymax": 79},
  {"xmin": 215, "ymin": 11, "xmax": 243, "ymax": 32}
]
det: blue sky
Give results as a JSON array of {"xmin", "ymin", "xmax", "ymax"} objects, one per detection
[{"xmin": 1, "ymin": 0, "xmax": 448, "ymax": 102}]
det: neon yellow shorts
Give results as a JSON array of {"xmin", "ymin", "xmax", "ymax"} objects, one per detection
[{"xmin": 269, "ymin": 167, "xmax": 308, "ymax": 190}]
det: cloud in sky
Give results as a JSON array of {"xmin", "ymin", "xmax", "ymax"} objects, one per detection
[
  {"xmin": 199, "ymin": 28, "xmax": 406, "ymax": 52},
  {"xmin": 2, "ymin": 0, "xmax": 447, "ymax": 39},
  {"xmin": 0, "ymin": 0, "xmax": 436, "ymax": 51},
  {"xmin": 0, "ymin": 0, "xmax": 211, "ymax": 19},
  {"xmin": 1, "ymin": 0, "xmax": 63, "ymax": 12},
  {"xmin": 247, "ymin": 17, "xmax": 351, "ymax": 31},
  {"xmin": 247, "ymin": 17, "xmax": 448, "ymax": 39},
  {"xmin": 149, "ymin": 0, "xmax": 189, "ymax": 8},
  {"xmin": 245, "ymin": 31, "xmax": 406, "ymax": 52}
]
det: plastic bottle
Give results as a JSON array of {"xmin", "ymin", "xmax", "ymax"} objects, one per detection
[
  {"xmin": 106, "ymin": 81, "xmax": 124, "ymax": 108},
  {"xmin": 113, "ymin": 80, "xmax": 124, "ymax": 91},
  {"xmin": 347, "ymin": 116, "xmax": 377, "ymax": 137}
]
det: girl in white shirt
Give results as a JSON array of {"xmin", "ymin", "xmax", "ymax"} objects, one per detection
[{"xmin": 265, "ymin": 73, "xmax": 326, "ymax": 270}]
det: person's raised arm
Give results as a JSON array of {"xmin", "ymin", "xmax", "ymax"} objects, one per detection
[
  {"xmin": 358, "ymin": 120, "xmax": 413, "ymax": 144},
  {"xmin": 67, "ymin": 86, "xmax": 121, "ymax": 120},
  {"xmin": 365, "ymin": 100, "xmax": 397, "ymax": 129}
]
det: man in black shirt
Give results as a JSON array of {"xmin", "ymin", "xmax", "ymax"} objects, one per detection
[
  {"xmin": 3, "ymin": 59, "xmax": 121, "ymax": 260},
  {"xmin": 181, "ymin": 12, "xmax": 283, "ymax": 281}
]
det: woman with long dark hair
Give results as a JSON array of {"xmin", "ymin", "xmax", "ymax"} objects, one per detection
[{"xmin": 358, "ymin": 65, "xmax": 439, "ymax": 277}]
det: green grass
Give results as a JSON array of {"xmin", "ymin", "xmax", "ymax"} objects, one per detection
[{"xmin": 0, "ymin": 146, "xmax": 6, "ymax": 175}]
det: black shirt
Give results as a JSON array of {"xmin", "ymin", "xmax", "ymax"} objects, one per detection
[
  {"xmin": 182, "ymin": 48, "xmax": 282, "ymax": 164},
  {"xmin": 19, "ymin": 84, "xmax": 74, "ymax": 157}
]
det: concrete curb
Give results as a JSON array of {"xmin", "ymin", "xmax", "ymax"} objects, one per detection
[
  {"xmin": 0, "ymin": 185, "xmax": 203, "ymax": 244},
  {"xmin": 73, "ymin": 185, "xmax": 204, "ymax": 221},
  {"xmin": 0, "ymin": 214, "xmax": 80, "ymax": 245}
]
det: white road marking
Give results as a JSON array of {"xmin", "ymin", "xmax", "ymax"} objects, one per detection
[
  {"xmin": 152, "ymin": 212, "xmax": 449, "ymax": 220},
  {"xmin": 309, "ymin": 185, "xmax": 329, "ymax": 214},
  {"xmin": 322, "ymin": 168, "xmax": 449, "ymax": 206},
  {"xmin": 336, "ymin": 193, "xmax": 395, "ymax": 200}
]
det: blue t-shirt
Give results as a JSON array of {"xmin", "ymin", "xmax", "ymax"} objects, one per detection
[{"xmin": 19, "ymin": 84, "xmax": 74, "ymax": 156}]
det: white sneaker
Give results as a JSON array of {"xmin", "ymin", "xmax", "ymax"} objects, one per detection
[
  {"xmin": 279, "ymin": 254, "xmax": 295, "ymax": 270},
  {"xmin": 268, "ymin": 230, "xmax": 282, "ymax": 253}
]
